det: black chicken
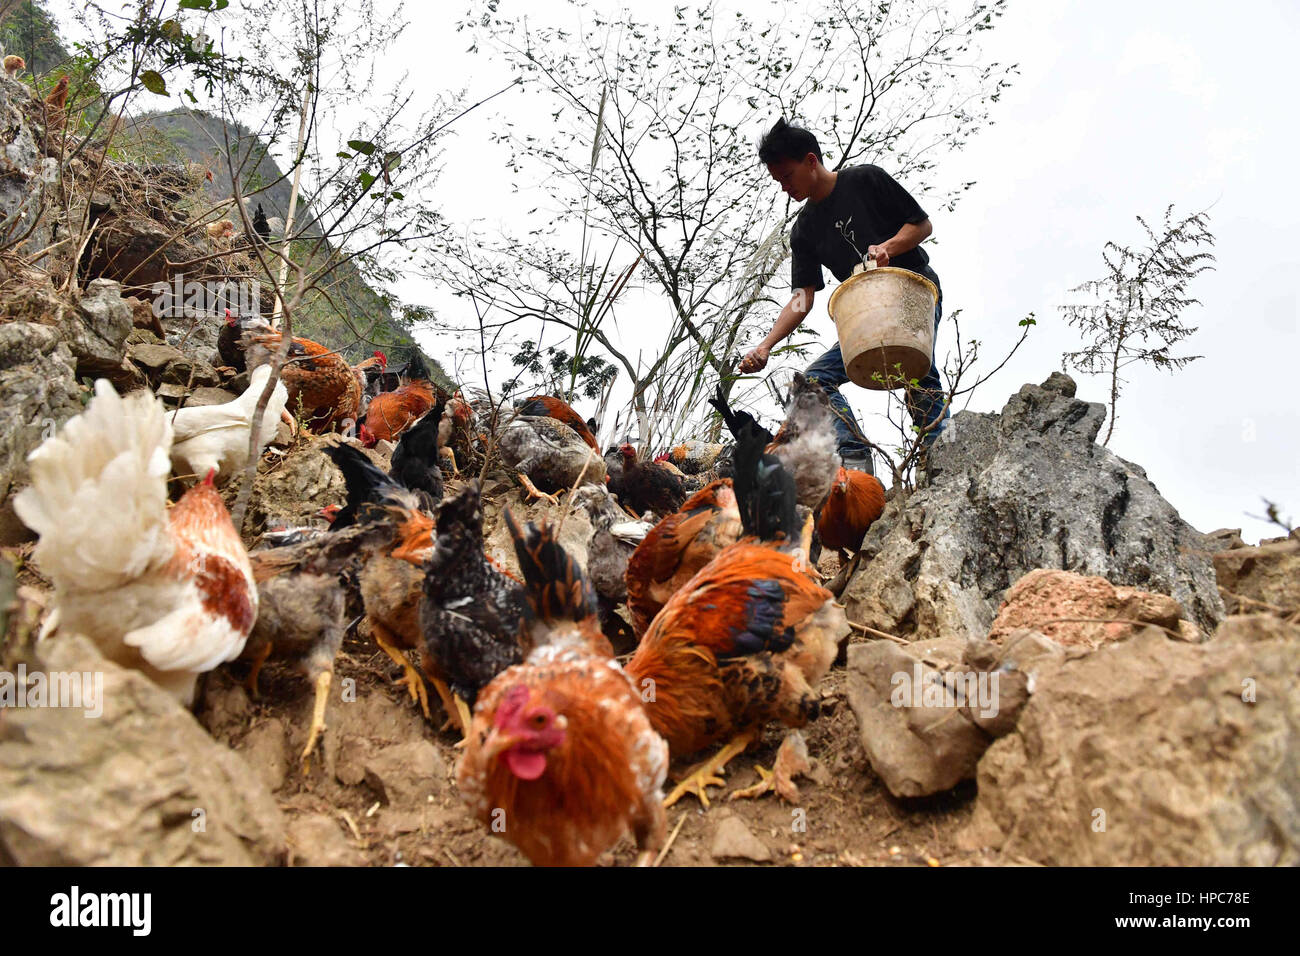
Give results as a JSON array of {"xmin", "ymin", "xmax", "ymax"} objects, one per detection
[
  {"xmin": 389, "ymin": 396, "xmax": 448, "ymax": 508},
  {"xmin": 617, "ymin": 444, "xmax": 689, "ymax": 517}
]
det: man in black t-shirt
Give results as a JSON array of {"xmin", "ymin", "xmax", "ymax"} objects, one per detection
[{"xmin": 740, "ymin": 119, "xmax": 949, "ymax": 475}]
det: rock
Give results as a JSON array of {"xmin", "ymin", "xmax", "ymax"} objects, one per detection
[
  {"xmin": 184, "ymin": 386, "xmax": 239, "ymax": 408},
  {"xmin": 1204, "ymin": 528, "xmax": 1247, "ymax": 553},
  {"xmin": 0, "ymin": 322, "xmax": 83, "ymax": 545},
  {"xmin": 1213, "ymin": 536, "xmax": 1299, "ymax": 617},
  {"xmin": 123, "ymin": 295, "xmax": 166, "ymax": 338},
  {"xmin": 844, "ymin": 637, "xmax": 995, "ymax": 797},
  {"xmin": 988, "ymin": 568, "xmax": 1199, "ymax": 647},
  {"xmin": 286, "ymin": 814, "xmax": 363, "ymax": 867},
  {"xmin": 710, "ymin": 814, "xmax": 771, "ymax": 862},
  {"xmin": 842, "ymin": 373, "xmax": 1224, "ymax": 642},
  {"xmin": 60, "ymin": 279, "xmax": 133, "ymax": 384},
  {"xmin": 363, "ymin": 741, "xmax": 446, "ymax": 805},
  {"xmin": 335, "ymin": 735, "xmax": 375, "ymax": 787},
  {"xmin": 236, "ymin": 719, "xmax": 289, "ymax": 793},
  {"xmin": 0, "ymin": 635, "xmax": 285, "ymax": 865},
  {"xmin": 235, "ymin": 435, "xmax": 378, "ymax": 537},
  {"xmin": 964, "ymin": 618, "xmax": 1300, "ymax": 865},
  {"xmin": 483, "ymin": 493, "xmax": 596, "ymax": 578},
  {"xmin": 0, "ymin": 74, "xmax": 53, "ymax": 258},
  {"xmin": 160, "ymin": 354, "xmax": 221, "ymax": 389},
  {"xmin": 128, "ymin": 341, "xmax": 186, "ymax": 374}
]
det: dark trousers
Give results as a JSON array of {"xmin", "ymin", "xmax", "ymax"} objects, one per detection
[{"xmin": 805, "ymin": 291, "xmax": 948, "ymax": 473}]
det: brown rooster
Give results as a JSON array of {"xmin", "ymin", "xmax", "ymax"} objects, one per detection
[
  {"xmin": 244, "ymin": 330, "xmax": 361, "ymax": 433},
  {"xmin": 363, "ymin": 379, "xmax": 437, "ymax": 444},
  {"xmin": 625, "ymin": 478, "xmax": 742, "ymax": 636},
  {"xmin": 457, "ymin": 510, "xmax": 669, "ymax": 867},
  {"xmin": 42, "ymin": 74, "xmax": 69, "ymax": 143},
  {"xmin": 816, "ymin": 466, "xmax": 886, "ymax": 560},
  {"xmin": 624, "ymin": 424, "xmax": 848, "ymax": 806}
]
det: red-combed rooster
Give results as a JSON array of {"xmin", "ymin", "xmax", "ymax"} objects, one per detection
[
  {"xmin": 244, "ymin": 330, "xmax": 361, "ymax": 433},
  {"xmin": 816, "ymin": 466, "xmax": 886, "ymax": 560},
  {"xmin": 14, "ymin": 381, "xmax": 257, "ymax": 705},
  {"xmin": 516, "ymin": 395, "xmax": 598, "ymax": 451},
  {"xmin": 625, "ymin": 478, "xmax": 743, "ymax": 636},
  {"xmin": 363, "ymin": 379, "xmax": 438, "ymax": 445},
  {"xmin": 624, "ymin": 420, "xmax": 848, "ymax": 807},
  {"xmin": 457, "ymin": 510, "xmax": 669, "ymax": 867}
]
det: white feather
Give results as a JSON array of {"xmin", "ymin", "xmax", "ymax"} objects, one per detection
[{"xmin": 169, "ymin": 363, "xmax": 288, "ymax": 482}]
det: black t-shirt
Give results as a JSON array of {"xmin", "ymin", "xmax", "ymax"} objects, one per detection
[{"xmin": 790, "ymin": 164, "xmax": 938, "ymax": 291}]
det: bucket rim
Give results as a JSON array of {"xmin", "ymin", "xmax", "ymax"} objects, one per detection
[{"xmin": 827, "ymin": 266, "xmax": 939, "ymax": 320}]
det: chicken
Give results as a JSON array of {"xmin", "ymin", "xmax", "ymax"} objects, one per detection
[
  {"xmin": 419, "ymin": 482, "xmax": 529, "ymax": 731},
  {"xmin": 624, "ymin": 425, "xmax": 848, "ymax": 807},
  {"xmin": 252, "ymin": 203, "xmax": 271, "ymax": 241},
  {"xmin": 168, "ymin": 362, "xmax": 289, "ymax": 484},
  {"xmin": 573, "ymin": 484, "xmax": 652, "ymax": 654},
  {"xmin": 516, "ymin": 395, "xmax": 599, "ymax": 451},
  {"xmin": 617, "ymin": 444, "xmax": 689, "ymax": 518},
  {"xmin": 667, "ymin": 439, "xmax": 725, "ymax": 475},
  {"xmin": 4, "ymin": 55, "xmax": 25, "ymax": 77},
  {"xmin": 244, "ymin": 330, "xmax": 362, "ymax": 433},
  {"xmin": 244, "ymin": 516, "xmax": 398, "ymax": 769},
  {"xmin": 363, "ymin": 379, "xmax": 437, "ymax": 444},
  {"xmin": 712, "ymin": 375, "xmax": 840, "ymax": 512},
  {"xmin": 816, "ymin": 466, "xmax": 886, "ymax": 560},
  {"xmin": 624, "ymin": 478, "xmax": 743, "ymax": 636},
  {"xmin": 457, "ymin": 510, "xmax": 668, "ymax": 867},
  {"xmin": 389, "ymin": 398, "xmax": 449, "ymax": 507},
  {"xmin": 205, "ymin": 219, "xmax": 235, "ymax": 242},
  {"xmin": 498, "ymin": 415, "xmax": 606, "ymax": 506},
  {"xmin": 14, "ymin": 380, "xmax": 256, "ymax": 706}
]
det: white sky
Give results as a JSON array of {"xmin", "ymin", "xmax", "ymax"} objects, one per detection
[{"xmin": 64, "ymin": 0, "xmax": 1300, "ymax": 542}]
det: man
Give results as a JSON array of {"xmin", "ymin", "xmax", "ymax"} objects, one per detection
[{"xmin": 741, "ymin": 118, "xmax": 949, "ymax": 474}]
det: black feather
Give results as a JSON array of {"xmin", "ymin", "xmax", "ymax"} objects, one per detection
[
  {"xmin": 503, "ymin": 508, "xmax": 597, "ymax": 625},
  {"xmin": 321, "ymin": 443, "xmax": 405, "ymax": 528},
  {"xmin": 389, "ymin": 396, "xmax": 447, "ymax": 503}
]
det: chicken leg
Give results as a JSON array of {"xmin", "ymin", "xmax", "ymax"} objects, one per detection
[
  {"xmin": 729, "ymin": 730, "xmax": 812, "ymax": 803},
  {"xmin": 243, "ymin": 640, "xmax": 272, "ymax": 698},
  {"xmin": 371, "ymin": 620, "xmax": 431, "ymax": 719},
  {"xmin": 663, "ymin": 730, "xmax": 757, "ymax": 808},
  {"xmin": 300, "ymin": 671, "xmax": 332, "ymax": 773}
]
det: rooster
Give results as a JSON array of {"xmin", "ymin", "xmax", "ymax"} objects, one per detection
[
  {"xmin": 617, "ymin": 444, "xmax": 689, "ymax": 518},
  {"xmin": 168, "ymin": 362, "xmax": 289, "ymax": 484},
  {"xmin": 457, "ymin": 510, "xmax": 669, "ymax": 867},
  {"xmin": 5, "ymin": 55, "xmax": 25, "ymax": 77},
  {"xmin": 419, "ymin": 482, "xmax": 530, "ymax": 734},
  {"xmin": 816, "ymin": 466, "xmax": 886, "ymax": 561},
  {"xmin": 625, "ymin": 478, "xmax": 743, "ymax": 636},
  {"xmin": 667, "ymin": 439, "xmax": 725, "ymax": 475},
  {"xmin": 244, "ymin": 330, "xmax": 362, "ymax": 433},
  {"xmin": 14, "ymin": 381, "xmax": 257, "ymax": 706},
  {"xmin": 624, "ymin": 424, "xmax": 848, "ymax": 806},
  {"xmin": 42, "ymin": 74, "xmax": 69, "ymax": 141},
  {"xmin": 516, "ymin": 395, "xmax": 599, "ymax": 451},
  {"xmin": 388, "ymin": 398, "xmax": 450, "ymax": 508}
]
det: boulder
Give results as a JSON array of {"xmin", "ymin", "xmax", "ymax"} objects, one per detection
[
  {"xmin": 0, "ymin": 635, "xmax": 286, "ymax": 865},
  {"xmin": 842, "ymin": 373, "xmax": 1224, "ymax": 643},
  {"xmin": 1213, "ymin": 535, "xmax": 1299, "ymax": 617},
  {"xmin": 961, "ymin": 617, "xmax": 1300, "ymax": 864},
  {"xmin": 60, "ymin": 279, "xmax": 134, "ymax": 386}
]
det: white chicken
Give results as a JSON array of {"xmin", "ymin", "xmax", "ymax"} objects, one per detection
[
  {"xmin": 14, "ymin": 381, "xmax": 258, "ymax": 705},
  {"xmin": 169, "ymin": 362, "xmax": 289, "ymax": 484}
]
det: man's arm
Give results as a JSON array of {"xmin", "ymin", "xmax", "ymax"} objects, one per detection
[
  {"xmin": 867, "ymin": 218, "xmax": 932, "ymax": 267},
  {"xmin": 740, "ymin": 286, "xmax": 816, "ymax": 373}
]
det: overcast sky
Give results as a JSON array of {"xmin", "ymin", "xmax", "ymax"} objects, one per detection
[{"xmin": 67, "ymin": 0, "xmax": 1300, "ymax": 542}]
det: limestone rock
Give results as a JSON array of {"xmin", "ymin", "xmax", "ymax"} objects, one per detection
[
  {"xmin": 363, "ymin": 741, "xmax": 446, "ymax": 805},
  {"xmin": 710, "ymin": 814, "xmax": 771, "ymax": 862},
  {"xmin": 0, "ymin": 636, "xmax": 285, "ymax": 865},
  {"xmin": 963, "ymin": 618, "xmax": 1300, "ymax": 865},
  {"xmin": 286, "ymin": 814, "xmax": 363, "ymax": 867},
  {"xmin": 1213, "ymin": 535, "xmax": 1299, "ymax": 617},
  {"xmin": 842, "ymin": 373, "xmax": 1223, "ymax": 643}
]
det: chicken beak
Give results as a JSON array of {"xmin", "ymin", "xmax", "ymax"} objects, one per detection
[{"xmin": 482, "ymin": 728, "xmax": 523, "ymax": 762}]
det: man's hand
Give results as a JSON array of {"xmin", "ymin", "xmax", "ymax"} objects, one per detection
[
  {"xmin": 867, "ymin": 244, "xmax": 890, "ymax": 267},
  {"xmin": 739, "ymin": 344, "xmax": 770, "ymax": 374}
]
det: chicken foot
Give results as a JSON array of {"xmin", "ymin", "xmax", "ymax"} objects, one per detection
[
  {"xmin": 728, "ymin": 730, "xmax": 812, "ymax": 803},
  {"xmin": 516, "ymin": 472, "xmax": 561, "ymax": 507},
  {"xmin": 243, "ymin": 640, "xmax": 272, "ymax": 698},
  {"xmin": 371, "ymin": 620, "xmax": 431, "ymax": 720},
  {"xmin": 663, "ymin": 730, "xmax": 757, "ymax": 808}
]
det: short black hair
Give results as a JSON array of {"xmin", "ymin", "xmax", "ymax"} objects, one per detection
[{"xmin": 758, "ymin": 118, "xmax": 822, "ymax": 165}]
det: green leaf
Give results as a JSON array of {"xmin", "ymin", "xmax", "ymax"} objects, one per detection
[
  {"xmin": 348, "ymin": 139, "xmax": 376, "ymax": 156},
  {"xmin": 336, "ymin": 151, "xmax": 353, "ymax": 159},
  {"xmin": 382, "ymin": 151, "xmax": 401, "ymax": 173},
  {"xmin": 390, "ymin": 191, "xmax": 404, "ymax": 200},
  {"xmin": 140, "ymin": 71, "xmax": 167, "ymax": 95},
  {"xmin": 358, "ymin": 171, "xmax": 376, "ymax": 191},
  {"xmin": 178, "ymin": 0, "xmax": 213, "ymax": 9}
]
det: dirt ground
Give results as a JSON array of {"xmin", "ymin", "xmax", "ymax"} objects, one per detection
[{"xmin": 198, "ymin": 615, "xmax": 999, "ymax": 869}]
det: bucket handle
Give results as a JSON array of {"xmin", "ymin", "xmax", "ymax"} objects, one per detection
[{"xmin": 852, "ymin": 257, "xmax": 879, "ymax": 275}]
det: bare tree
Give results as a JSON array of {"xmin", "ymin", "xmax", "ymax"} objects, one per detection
[{"xmin": 1061, "ymin": 205, "xmax": 1215, "ymax": 445}]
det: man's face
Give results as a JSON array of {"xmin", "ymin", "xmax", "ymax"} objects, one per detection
[{"xmin": 766, "ymin": 154, "xmax": 818, "ymax": 202}]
